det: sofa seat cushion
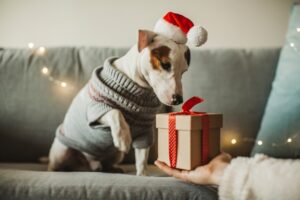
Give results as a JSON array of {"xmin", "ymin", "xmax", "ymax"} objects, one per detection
[
  {"xmin": 0, "ymin": 163, "xmax": 47, "ymax": 171},
  {"xmin": 0, "ymin": 163, "xmax": 165, "ymax": 176},
  {"xmin": 0, "ymin": 164, "xmax": 218, "ymax": 200}
]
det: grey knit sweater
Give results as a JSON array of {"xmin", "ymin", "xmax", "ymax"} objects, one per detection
[{"xmin": 56, "ymin": 57, "xmax": 161, "ymax": 157}]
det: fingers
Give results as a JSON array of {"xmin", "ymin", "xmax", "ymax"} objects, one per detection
[
  {"xmin": 220, "ymin": 152, "xmax": 232, "ymax": 162},
  {"xmin": 210, "ymin": 152, "xmax": 232, "ymax": 165},
  {"xmin": 154, "ymin": 161, "xmax": 190, "ymax": 182}
]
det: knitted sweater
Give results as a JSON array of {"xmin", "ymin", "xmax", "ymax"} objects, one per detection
[{"xmin": 57, "ymin": 57, "xmax": 161, "ymax": 157}]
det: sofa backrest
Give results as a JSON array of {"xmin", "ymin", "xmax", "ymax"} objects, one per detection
[
  {"xmin": 0, "ymin": 47, "xmax": 127, "ymax": 162},
  {"xmin": 0, "ymin": 47, "xmax": 280, "ymax": 162},
  {"xmin": 175, "ymin": 48, "xmax": 280, "ymax": 156}
]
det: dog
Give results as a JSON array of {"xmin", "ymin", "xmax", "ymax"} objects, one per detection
[{"xmin": 48, "ymin": 12, "xmax": 207, "ymax": 176}]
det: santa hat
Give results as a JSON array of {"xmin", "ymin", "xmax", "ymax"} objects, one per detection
[{"xmin": 154, "ymin": 12, "xmax": 207, "ymax": 47}]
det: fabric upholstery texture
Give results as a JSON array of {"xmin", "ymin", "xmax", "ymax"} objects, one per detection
[
  {"xmin": 0, "ymin": 163, "xmax": 166, "ymax": 176},
  {"xmin": 174, "ymin": 48, "xmax": 280, "ymax": 156},
  {"xmin": 0, "ymin": 46, "xmax": 280, "ymax": 200},
  {"xmin": 252, "ymin": 4, "xmax": 300, "ymax": 158},
  {"xmin": 0, "ymin": 166, "xmax": 218, "ymax": 200},
  {"xmin": 0, "ymin": 47, "xmax": 280, "ymax": 162}
]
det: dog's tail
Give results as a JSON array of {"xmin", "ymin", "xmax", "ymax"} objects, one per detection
[{"xmin": 39, "ymin": 156, "xmax": 49, "ymax": 164}]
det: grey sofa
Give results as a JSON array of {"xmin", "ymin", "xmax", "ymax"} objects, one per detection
[{"xmin": 0, "ymin": 47, "xmax": 280, "ymax": 200}]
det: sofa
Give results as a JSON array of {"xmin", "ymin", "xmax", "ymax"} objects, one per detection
[{"xmin": 0, "ymin": 47, "xmax": 280, "ymax": 200}]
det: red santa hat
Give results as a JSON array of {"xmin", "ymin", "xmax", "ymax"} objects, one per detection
[{"xmin": 154, "ymin": 12, "xmax": 207, "ymax": 47}]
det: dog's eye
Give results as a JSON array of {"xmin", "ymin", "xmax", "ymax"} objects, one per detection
[
  {"xmin": 161, "ymin": 62, "xmax": 171, "ymax": 71},
  {"xmin": 185, "ymin": 48, "xmax": 191, "ymax": 66}
]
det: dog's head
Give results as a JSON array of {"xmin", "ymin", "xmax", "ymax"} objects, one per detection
[{"xmin": 137, "ymin": 30, "xmax": 190, "ymax": 106}]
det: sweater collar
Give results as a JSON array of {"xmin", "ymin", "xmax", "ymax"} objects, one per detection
[
  {"xmin": 101, "ymin": 57, "xmax": 154, "ymax": 96},
  {"xmin": 90, "ymin": 57, "xmax": 160, "ymax": 112}
]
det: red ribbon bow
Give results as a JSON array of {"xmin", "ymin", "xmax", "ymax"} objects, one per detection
[{"xmin": 168, "ymin": 96, "xmax": 210, "ymax": 168}]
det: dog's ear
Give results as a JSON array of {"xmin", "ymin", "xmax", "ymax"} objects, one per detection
[{"xmin": 138, "ymin": 30, "xmax": 157, "ymax": 52}]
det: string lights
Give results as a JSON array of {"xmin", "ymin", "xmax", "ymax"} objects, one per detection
[
  {"xmin": 41, "ymin": 66, "xmax": 49, "ymax": 74},
  {"xmin": 231, "ymin": 139, "xmax": 237, "ymax": 144},
  {"xmin": 288, "ymin": 27, "xmax": 300, "ymax": 55},
  {"xmin": 28, "ymin": 43, "xmax": 71, "ymax": 89},
  {"xmin": 229, "ymin": 134, "xmax": 298, "ymax": 147},
  {"xmin": 28, "ymin": 42, "xmax": 35, "ymax": 49},
  {"xmin": 257, "ymin": 140, "xmax": 263, "ymax": 146},
  {"xmin": 37, "ymin": 46, "xmax": 46, "ymax": 55}
]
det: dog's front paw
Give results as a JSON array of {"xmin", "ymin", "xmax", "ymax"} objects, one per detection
[
  {"xmin": 113, "ymin": 128, "xmax": 132, "ymax": 153},
  {"xmin": 104, "ymin": 109, "xmax": 132, "ymax": 153},
  {"xmin": 113, "ymin": 120, "xmax": 132, "ymax": 153},
  {"xmin": 136, "ymin": 169, "xmax": 148, "ymax": 176},
  {"xmin": 136, "ymin": 162, "xmax": 148, "ymax": 176}
]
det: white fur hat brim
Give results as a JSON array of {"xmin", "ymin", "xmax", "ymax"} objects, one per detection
[{"xmin": 154, "ymin": 19, "xmax": 187, "ymax": 44}]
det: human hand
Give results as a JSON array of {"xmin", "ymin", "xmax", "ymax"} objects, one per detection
[{"xmin": 155, "ymin": 152, "xmax": 231, "ymax": 185}]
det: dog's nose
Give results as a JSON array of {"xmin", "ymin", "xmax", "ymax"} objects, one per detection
[{"xmin": 171, "ymin": 94, "xmax": 183, "ymax": 105}]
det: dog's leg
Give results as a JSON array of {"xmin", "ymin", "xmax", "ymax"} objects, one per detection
[
  {"xmin": 48, "ymin": 138, "xmax": 91, "ymax": 171},
  {"xmin": 82, "ymin": 152, "xmax": 103, "ymax": 171},
  {"xmin": 101, "ymin": 150, "xmax": 125, "ymax": 173},
  {"xmin": 98, "ymin": 109, "xmax": 132, "ymax": 153},
  {"xmin": 97, "ymin": 109, "xmax": 130, "ymax": 172},
  {"xmin": 134, "ymin": 147, "xmax": 150, "ymax": 176}
]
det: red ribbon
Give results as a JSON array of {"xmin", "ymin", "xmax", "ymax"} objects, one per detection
[{"xmin": 168, "ymin": 96, "xmax": 210, "ymax": 168}]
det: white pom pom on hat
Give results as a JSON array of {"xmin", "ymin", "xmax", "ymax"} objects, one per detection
[
  {"xmin": 154, "ymin": 12, "xmax": 207, "ymax": 47},
  {"xmin": 187, "ymin": 25, "xmax": 207, "ymax": 46}
]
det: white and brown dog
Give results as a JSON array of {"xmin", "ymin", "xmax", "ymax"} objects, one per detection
[{"xmin": 48, "ymin": 12, "xmax": 207, "ymax": 176}]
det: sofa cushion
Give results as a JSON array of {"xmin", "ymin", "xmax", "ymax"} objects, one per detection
[
  {"xmin": 0, "ymin": 168, "xmax": 218, "ymax": 200},
  {"xmin": 252, "ymin": 4, "xmax": 300, "ymax": 158},
  {"xmin": 0, "ymin": 163, "xmax": 166, "ymax": 176}
]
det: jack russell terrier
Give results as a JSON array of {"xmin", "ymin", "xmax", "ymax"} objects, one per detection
[{"xmin": 48, "ymin": 12, "xmax": 207, "ymax": 175}]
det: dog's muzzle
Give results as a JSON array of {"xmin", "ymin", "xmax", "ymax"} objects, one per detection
[{"xmin": 171, "ymin": 94, "xmax": 183, "ymax": 105}]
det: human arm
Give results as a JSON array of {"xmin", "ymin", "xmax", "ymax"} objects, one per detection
[
  {"xmin": 219, "ymin": 154, "xmax": 300, "ymax": 200},
  {"xmin": 155, "ymin": 154, "xmax": 300, "ymax": 200}
]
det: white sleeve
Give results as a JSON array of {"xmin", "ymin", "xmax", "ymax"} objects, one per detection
[{"xmin": 219, "ymin": 154, "xmax": 300, "ymax": 200}]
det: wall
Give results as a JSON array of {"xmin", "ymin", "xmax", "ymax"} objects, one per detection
[{"xmin": 0, "ymin": 0, "xmax": 298, "ymax": 48}]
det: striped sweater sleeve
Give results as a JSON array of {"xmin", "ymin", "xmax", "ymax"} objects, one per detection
[{"xmin": 219, "ymin": 154, "xmax": 300, "ymax": 200}]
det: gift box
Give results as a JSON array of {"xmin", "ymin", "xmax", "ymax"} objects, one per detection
[{"xmin": 156, "ymin": 97, "xmax": 223, "ymax": 170}]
